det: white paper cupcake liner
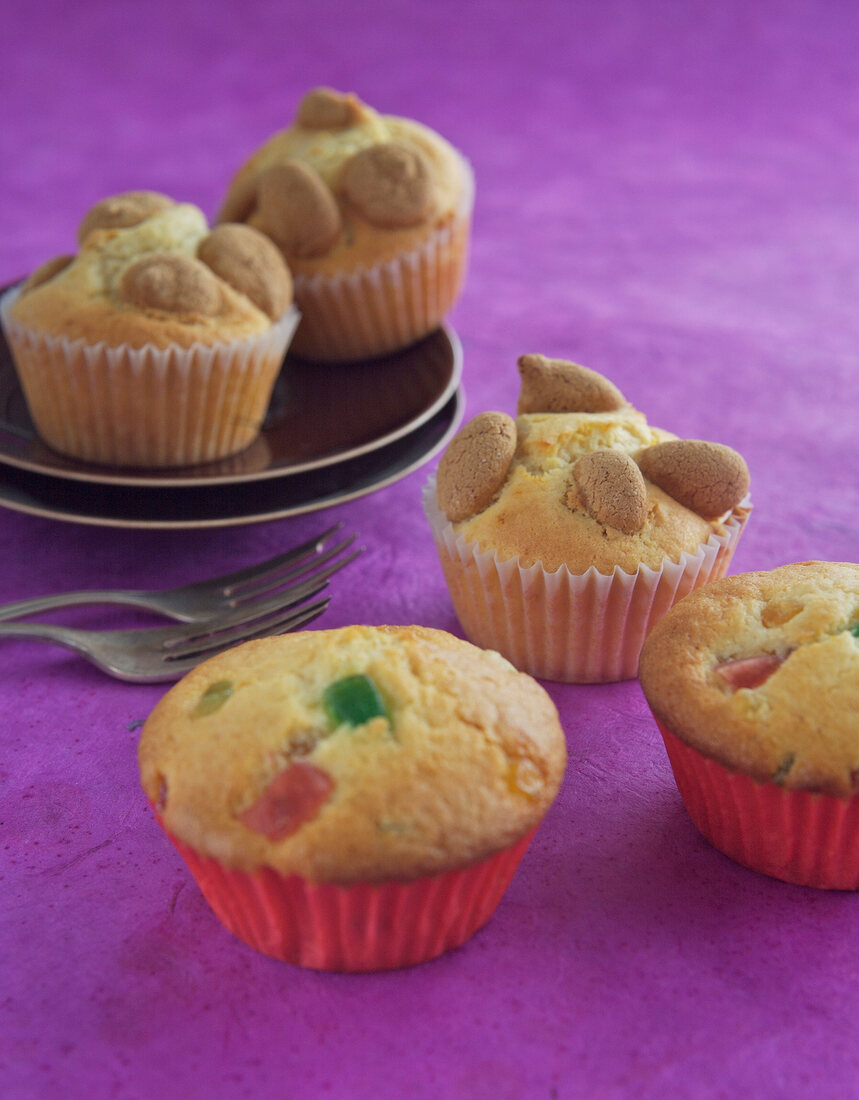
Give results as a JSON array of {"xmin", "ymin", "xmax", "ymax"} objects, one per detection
[
  {"xmin": 289, "ymin": 158, "xmax": 474, "ymax": 363},
  {"xmin": 423, "ymin": 475, "xmax": 752, "ymax": 683},
  {"xmin": 1, "ymin": 286, "xmax": 299, "ymax": 467}
]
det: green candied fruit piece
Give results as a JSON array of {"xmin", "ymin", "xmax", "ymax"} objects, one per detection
[
  {"xmin": 851, "ymin": 622, "xmax": 859, "ymax": 639},
  {"xmin": 772, "ymin": 752, "xmax": 796, "ymax": 785},
  {"xmin": 323, "ymin": 674, "xmax": 388, "ymax": 728},
  {"xmin": 193, "ymin": 679, "xmax": 234, "ymax": 717}
]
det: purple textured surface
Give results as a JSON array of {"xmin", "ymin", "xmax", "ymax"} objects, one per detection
[{"xmin": 2, "ymin": 0, "xmax": 858, "ymax": 1096}]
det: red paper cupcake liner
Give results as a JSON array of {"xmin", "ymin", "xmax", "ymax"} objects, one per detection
[
  {"xmin": 657, "ymin": 720, "xmax": 859, "ymax": 889},
  {"xmin": 160, "ymin": 821, "xmax": 537, "ymax": 971}
]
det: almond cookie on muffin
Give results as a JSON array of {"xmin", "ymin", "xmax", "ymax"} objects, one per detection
[
  {"xmin": 423, "ymin": 355, "xmax": 751, "ymax": 682},
  {"xmin": 217, "ymin": 87, "xmax": 473, "ymax": 362},
  {"xmin": 138, "ymin": 625, "xmax": 566, "ymax": 971},
  {"xmin": 639, "ymin": 561, "xmax": 859, "ymax": 889},
  {"xmin": 1, "ymin": 192, "xmax": 298, "ymax": 467}
]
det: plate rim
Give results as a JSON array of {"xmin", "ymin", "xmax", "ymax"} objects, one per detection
[
  {"xmin": 0, "ymin": 318, "xmax": 462, "ymax": 489},
  {"xmin": 0, "ymin": 388, "xmax": 464, "ymax": 530}
]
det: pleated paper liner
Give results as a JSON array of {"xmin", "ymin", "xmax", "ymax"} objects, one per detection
[
  {"xmin": 423, "ymin": 475, "xmax": 751, "ymax": 683},
  {"xmin": 289, "ymin": 159, "xmax": 474, "ymax": 363},
  {"xmin": 658, "ymin": 720, "xmax": 859, "ymax": 889},
  {"xmin": 1, "ymin": 286, "xmax": 299, "ymax": 468},
  {"xmin": 160, "ymin": 820, "xmax": 537, "ymax": 971}
]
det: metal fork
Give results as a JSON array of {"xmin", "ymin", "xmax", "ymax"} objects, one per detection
[
  {"xmin": 0, "ymin": 525, "xmax": 357, "ymax": 624},
  {"xmin": 0, "ymin": 526, "xmax": 361, "ymax": 681},
  {"xmin": 0, "ymin": 589, "xmax": 336, "ymax": 681}
]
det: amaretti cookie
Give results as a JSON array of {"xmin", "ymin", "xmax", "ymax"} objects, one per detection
[
  {"xmin": 639, "ymin": 561, "xmax": 859, "ymax": 889},
  {"xmin": 138, "ymin": 625, "xmax": 566, "ymax": 971},
  {"xmin": 423, "ymin": 355, "xmax": 751, "ymax": 682},
  {"xmin": 1, "ymin": 192, "xmax": 298, "ymax": 467},
  {"xmin": 218, "ymin": 87, "xmax": 473, "ymax": 362}
]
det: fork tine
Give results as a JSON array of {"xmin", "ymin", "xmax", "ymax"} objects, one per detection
[
  {"xmin": 160, "ymin": 598, "xmax": 332, "ymax": 673},
  {"xmin": 160, "ymin": 570, "xmax": 341, "ymax": 659},
  {"xmin": 224, "ymin": 532, "xmax": 354, "ymax": 602},
  {"xmin": 193, "ymin": 524, "xmax": 345, "ymax": 596},
  {"xmin": 161, "ymin": 597, "xmax": 324, "ymax": 658},
  {"xmin": 229, "ymin": 539, "xmax": 360, "ymax": 607},
  {"xmin": 161, "ymin": 546, "xmax": 360, "ymax": 657}
]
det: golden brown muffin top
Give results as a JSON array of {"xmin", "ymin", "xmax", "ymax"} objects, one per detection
[
  {"xmin": 435, "ymin": 355, "xmax": 750, "ymax": 574},
  {"xmin": 217, "ymin": 88, "xmax": 472, "ymax": 278},
  {"xmin": 138, "ymin": 625, "xmax": 567, "ymax": 883},
  {"xmin": 639, "ymin": 562, "xmax": 859, "ymax": 796},
  {"xmin": 8, "ymin": 193, "xmax": 294, "ymax": 349}
]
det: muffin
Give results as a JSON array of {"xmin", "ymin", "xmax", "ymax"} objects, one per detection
[
  {"xmin": 1, "ymin": 192, "xmax": 298, "ymax": 467},
  {"xmin": 639, "ymin": 561, "xmax": 859, "ymax": 889},
  {"xmin": 138, "ymin": 624, "xmax": 566, "ymax": 971},
  {"xmin": 423, "ymin": 354, "xmax": 751, "ymax": 682},
  {"xmin": 217, "ymin": 87, "xmax": 473, "ymax": 362}
]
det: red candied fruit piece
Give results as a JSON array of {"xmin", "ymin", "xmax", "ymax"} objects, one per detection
[
  {"xmin": 240, "ymin": 761, "xmax": 334, "ymax": 841},
  {"xmin": 715, "ymin": 654, "xmax": 785, "ymax": 690}
]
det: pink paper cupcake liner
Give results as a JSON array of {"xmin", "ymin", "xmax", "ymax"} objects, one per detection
[
  {"xmin": 423, "ymin": 475, "xmax": 751, "ymax": 682},
  {"xmin": 159, "ymin": 818, "xmax": 537, "ymax": 971},
  {"xmin": 657, "ymin": 720, "xmax": 859, "ymax": 889}
]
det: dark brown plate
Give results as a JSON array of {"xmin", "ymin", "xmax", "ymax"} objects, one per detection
[
  {"xmin": 0, "ymin": 389, "xmax": 464, "ymax": 529},
  {"xmin": 0, "ymin": 318, "xmax": 461, "ymax": 488}
]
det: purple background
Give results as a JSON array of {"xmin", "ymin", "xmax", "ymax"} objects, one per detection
[{"xmin": 2, "ymin": 0, "xmax": 859, "ymax": 1096}]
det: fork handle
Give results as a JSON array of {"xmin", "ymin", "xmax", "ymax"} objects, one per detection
[
  {"xmin": 0, "ymin": 589, "xmax": 152, "ymax": 623},
  {"xmin": 0, "ymin": 620, "xmax": 92, "ymax": 657}
]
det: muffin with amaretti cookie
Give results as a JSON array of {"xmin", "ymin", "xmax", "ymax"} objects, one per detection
[
  {"xmin": 422, "ymin": 355, "xmax": 752, "ymax": 682},
  {"xmin": 217, "ymin": 87, "xmax": 473, "ymax": 362},
  {"xmin": 138, "ymin": 624, "xmax": 566, "ymax": 971},
  {"xmin": 639, "ymin": 561, "xmax": 859, "ymax": 889},
  {"xmin": 1, "ymin": 191, "xmax": 298, "ymax": 467}
]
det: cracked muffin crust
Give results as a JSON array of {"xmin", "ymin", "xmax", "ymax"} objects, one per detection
[
  {"xmin": 639, "ymin": 561, "xmax": 859, "ymax": 796},
  {"xmin": 435, "ymin": 354, "xmax": 750, "ymax": 574},
  {"xmin": 217, "ymin": 87, "xmax": 473, "ymax": 361},
  {"xmin": 139, "ymin": 624, "xmax": 566, "ymax": 882},
  {"xmin": 9, "ymin": 195, "xmax": 293, "ymax": 348}
]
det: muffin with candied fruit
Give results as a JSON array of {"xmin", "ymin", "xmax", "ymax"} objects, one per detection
[
  {"xmin": 639, "ymin": 561, "xmax": 859, "ymax": 889},
  {"xmin": 218, "ymin": 87, "xmax": 473, "ymax": 362},
  {"xmin": 423, "ymin": 354, "xmax": 751, "ymax": 682},
  {"xmin": 138, "ymin": 624, "xmax": 566, "ymax": 971},
  {"xmin": 1, "ymin": 191, "xmax": 298, "ymax": 467}
]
